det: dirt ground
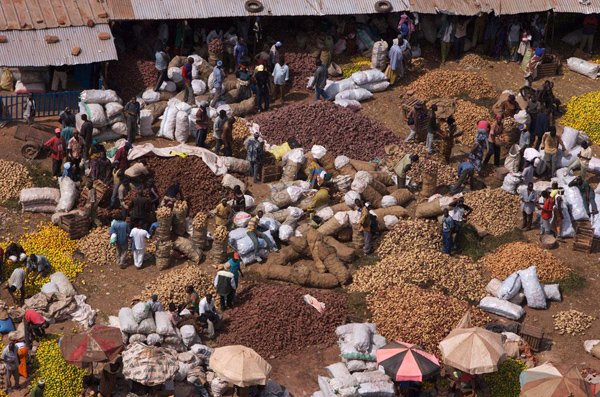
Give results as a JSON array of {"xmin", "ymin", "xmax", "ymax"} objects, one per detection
[{"xmin": 1, "ymin": 51, "xmax": 600, "ymax": 396}]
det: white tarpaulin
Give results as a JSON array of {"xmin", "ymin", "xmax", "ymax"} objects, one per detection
[{"xmin": 128, "ymin": 143, "xmax": 228, "ymax": 176}]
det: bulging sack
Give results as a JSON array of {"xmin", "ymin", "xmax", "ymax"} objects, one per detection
[
  {"xmin": 498, "ymin": 272, "xmax": 522, "ymax": 300},
  {"xmin": 479, "ymin": 297, "xmax": 524, "ymax": 320},
  {"xmin": 517, "ymin": 266, "xmax": 547, "ymax": 309},
  {"xmin": 335, "ymin": 88, "xmax": 373, "ymax": 102}
]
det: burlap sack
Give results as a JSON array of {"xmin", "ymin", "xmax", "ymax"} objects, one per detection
[
  {"xmin": 415, "ymin": 199, "xmax": 442, "ymax": 219},
  {"xmin": 156, "ymin": 256, "xmax": 173, "ymax": 270},
  {"xmin": 421, "ymin": 173, "xmax": 438, "ymax": 197},
  {"xmin": 173, "ymin": 237, "xmax": 201, "ymax": 264},
  {"xmin": 361, "ymin": 185, "xmax": 382, "ymax": 208},
  {"xmin": 323, "ymin": 236, "xmax": 355, "ymax": 263},
  {"xmin": 292, "ymin": 266, "xmax": 339, "ymax": 288},
  {"xmin": 191, "ymin": 227, "xmax": 207, "ymax": 251},
  {"xmin": 323, "ymin": 254, "xmax": 351, "ymax": 285},
  {"xmin": 351, "ymin": 224, "xmax": 364, "ymax": 251},
  {"xmin": 210, "ymin": 240, "xmax": 228, "ymax": 263},
  {"xmin": 370, "ymin": 171, "xmax": 395, "ymax": 186},
  {"xmin": 289, "ymin": 236, "xmax": 309, "ymax": 255},
  {"xmin": 370, "ymin": 179, "xmax": 389, "ymax": 196},
  {"xmin": 317, "ymin": 217, "xmax": 344, "ymax": 236},
  {"xmin": 373, "ymin": 206, "xmax": 409, "ymax": 219},
  {"xmin": 172, "ymin": 202, "xmax": 189, "ymax": 237},
  {"xmin": 319, "ymin": 152, "xmax": 337, "ymax": 174},
  {"xmin": 331, "ymin": 202, "xmax": 351, "ymax": 213},
  {"xmin": 390, "ymin": 189, "xmax": 414, "ymax": 206},
  {"xmin": 155, "ymin": 214, "xmax": 173, "ymax": 241},
  {"xmin": 350, "ymin": 159, "xmax": 377, "ymax": 172},
  {"xmin": 267, "ymin": 246, "xmax": 301, "ymax": 266},
  {"xmin": 282, "ymin": 162, "xmax": 301, "ymax": 182},
  {"xmin": 271, "ymin": 190, "xmax": 293, "ymax": 208},
  {"xmin": 155, "ymin": 240, "xmax": 173, "ymax": 258}
]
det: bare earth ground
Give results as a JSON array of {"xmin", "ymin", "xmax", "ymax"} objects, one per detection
[{"xmin": 0, "ymin": 55, "xmax": 600, "ymax": 396}]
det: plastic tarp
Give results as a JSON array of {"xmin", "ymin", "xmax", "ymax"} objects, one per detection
[
  {"xmin": 128, "ymin": 143, "xmax": 228, "ymax": 176},
  {"xmin": 567, "ymin": 57, "xmax": 599, "ymax": 79}
]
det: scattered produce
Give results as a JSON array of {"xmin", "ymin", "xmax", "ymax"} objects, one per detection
[
  {"xmin": 285, "ymin": 49, "xmax": 319, "ymax": 90},
  {"xmin": 376, "ymin": 219, "xmax": 441, "ymax": 257},
  {"xmin": 137, "ymin": 263, "xmax": 215, "ymax": 303},
  {"xmin": 553, "ymin": 310, "xmax": 595, "ymax": 335},
  {"xmin": 480, "ymin": 242, "xmax": 571, "ymax": 283},
  {"xmin": 10, "ymin": 225, "xmax": 83, "ymax": 291},
  {"xmin": 32, "ymin": 337, "xmax": 87, "ymax": 397},
  {"xmin": 562, "ymin": 91, "xmax": 600, "ymax": 143},
  {"xmin": 108, "ymin": 53, "xmax": 157, "ymax": 101},
  {"xmin": 407, "ymin": 70, "xmax": 496, "ymax": 100},
  {"xmin": 76, "ymin": 227, "xmax": 116, "ymax": 268},
  {"xmin": 146, "ymin": 156, "xmax": 227, "ymax": 216},
  {"xmin": 216, "ymin": 283, "xmax": 348, "ymax": 357},
  {"xmin": 458, "ymin": 54, "xmax": 490, "ymax": 69},
  {"xmin": 483, "ymin": 358, "xmax": 527, "ymax": 397},
  {"xmin": 252, "ymin": 101, "xmax": 402, "ymax": 160},
  {"xmin": 463, "ymin": 189, "xmax": 520, "ymax": 236},
  {"xmin": 350, "ymin": 249, "xmax": 486, "ymax": 303},
  {"xmin": 342, "ymin": 56, "xmax": 371, "ymax": 78},
  {"xmin": 453, "ymin": 99, "xmax": 491, "ymax": 145},
  {"xmin": 0, "ymin": 159, "xmax": 32, "ymax": 202},
  {"xmin": 368, "ymin": 285, "xmax": 489, "ymax": 355},
  {"xmin": 384, "ymin": 143, "xmax": 456, "ymax": 185}
]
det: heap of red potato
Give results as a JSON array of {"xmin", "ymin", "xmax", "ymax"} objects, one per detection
[
  {"xmin": 252, "ymin": 101, "xmax": 402, "ymax": 161},
  {"xmin": 284, "ymin": 50, "xmax": 318, "ymax": 91},
  {"xmin": 108, "ymin": 53, "xmax": 158, "ymax": 100},
  {"xmin": 146, "ymin": 156, "xmax": 228, "ymax": 215},
  {"xmin": 216, "ymin": 283, "xmax": 349, "ymax": 357}
]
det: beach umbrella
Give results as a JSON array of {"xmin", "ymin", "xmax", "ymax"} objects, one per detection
[
  {"xmin": 439, "ymin": 327, "xmax": 506, "ymax": 374},
  {"xmin": 60, "ymin": 325, "xmax": 123, "ymax": 365},
  {"xmin": 520, "ymin": 364, "xmax": 592, "ymax": 397},
  {"xmin": 209, "ymin": 345, "xmax": 272, "ymax": 387},
  {"xmin": 122, "ymin": 343, "xmax": 179, "ymax": 386},
  {"xmin": 376, "ymin": 341, "xmax": 440, "ymax": 382}
]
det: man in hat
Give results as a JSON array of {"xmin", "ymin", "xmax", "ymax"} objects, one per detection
[
  {"xmin": 198, "ymin": 293, "xmax": 220, "ymax": 338},
  {"xmin": 500, "ymin": 94, "xmax": 520, "ymax": 118},
  {"xmin": 44, "ymin": 128, "xmax": 66, "ymax": 178},
  {"xmin": 227, "ymin": 252, "xmax": 243, "ymax": 292},
  {"xmin": 451, "ymin": 160, "xmax": 476, "ymax": 194},
  {"xmin": 7, "ymin": 267, "xmax": 26, "ymax": 305},
  {"xmin": 181, "ymin": 57, "xmax": 195, "ymax": 105},
  {"xmin": 26, "ymin": 254, "xmax": 51, "ymax": 284},
  {"xmin": 272, "ymin": 56, "xmax": 289, "ymax": 104},
  {"xmin": 67, "ymin": 129, "xmax": 85, "ymax": 168},
  {"xmin": 154, "ymin": 45, "xmax": 170, "ymax": 92},
  {"xmin": 210, "ymin": 60, "xmax": 224, "ymax": 107},
  {"xmin": 195, "ymin": 102, "xmax": 210, "ymax": 148},
  {"xmin": 213, "ymin": 198, "xmax": 233, "ymax": 228},
  {"xmin": 2, "ymin": 338, "xmax": 20, "ymax": 391},
  {"xmin": 80, "ymin": 113, "xmax": 94, "ymax": 159},
  {"xmin": 269, "ymin": 41, "xmax": 282, "ymax": 71},
  {"xmin": 214, "ymin": 263, "xmax": 236, "ymax": 310},
  {"xmin": 393, "ymin": 153, "xmax": 419, "ymax": 188},
  {"xmin": 255, "ymin": 64, "xmax": 270, "ymax": 112},
  {"xmin": 24, "ymin": 309, "xmax": 49, "ymax": 348},
  {"xmin": 5, "ymin": 242, "xmax": 26, "ymax": 264},
  {"xmin": 30, "ymin": 379, "xmax": 45, "ymax": 397},
  {"xmin": 441, "ymin": 208, "xmax": 455, "ymax": 255}
]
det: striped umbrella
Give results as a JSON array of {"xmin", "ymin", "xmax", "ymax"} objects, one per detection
[
  {"xmin": 520, "ymin": 364, "xmax": 592, "ymax": 397},
  {"xmin": 60, "ymin": 325, "xmax": 123, "ymax": 365},
  {"xmin": 376, "ymin": 341, "xmax": 440, "ymax": 382}
]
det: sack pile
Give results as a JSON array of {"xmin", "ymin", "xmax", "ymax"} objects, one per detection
[
  {"xmin": 77, "ymin": 89, "xmax": 126, "ymax": 142},
  {"xmin": 19, "ymin": 187, "xmax": 60, "ymax": 213}
]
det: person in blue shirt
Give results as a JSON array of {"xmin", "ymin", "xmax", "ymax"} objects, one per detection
[
  {"xmin": 227, "ymin": 252, "xmax": 243, "ymax": 304},
  {"xmin": 451, "ymin": 160, "xmax": 475, "ymax": 194},
  {"xmin": 233, "ymin": 38, "xmax": 248, "ymax": 69},
  {"xmin": 441, "ymin": 209, "xmax": 455, "ymax": 255},
  {"xmin": 109, "ymin": 212, "xmax": 130, "ymax": 269}
]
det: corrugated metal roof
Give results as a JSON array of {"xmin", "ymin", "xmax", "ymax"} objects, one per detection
[
  {"xmin": 0, "ymin": 25, "xmax": 117, "ymax": 67},
  {"xmin": 0, "ymin": 0, "xmax": 110, "ymax": 31},
  {"xmin": 553, "ymin": 0, "xmax": 600, "ymax": 14},
  {"xmin": 409, "ymin": 0, "xmax": 481, "ymax": 15},
  {"xmin": 319, "ymin": 0, "xmax": 410, "ymax": 15},
  {"xmin": 482, "ymin": 0, "xmax": 552, "ymax": 14}
]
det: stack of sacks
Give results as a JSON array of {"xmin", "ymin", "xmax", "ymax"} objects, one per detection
[
  {"xmin": 313, "ymin": 323, "xmax": 394, "ymax": 397},
  {"xmin": 77, "ymin": 89, "xmax": 125, "ymax": 142},
  {"xmin": 480, "ymin": 266, "xmax": 561, "ymax": 320},
  {"xmin": 558, "ymin": 126, "xmax": 585, "ymax": 168},
  {"xmin": 19, "ymin": 187, "xmax": 60, "ymax": 213},
  {"xmin": 175, "ymin": 344, "xmax": 214, "ymax": 384},
  {"xmin": 158, "ymin": 97, "xmax": 196, "ymax": 143},
  {"xmin": 227, "ymin": 227, "xmax": 275, "ymax": 264}
]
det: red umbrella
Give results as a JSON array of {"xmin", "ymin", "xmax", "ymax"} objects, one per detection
[
  {"xmin": 376, "ymin": 341, "xmax": 440, "ymax": 382},
  {"xmin": 60, "ymin": 325, "xmax": 124, "ymax": 365}
]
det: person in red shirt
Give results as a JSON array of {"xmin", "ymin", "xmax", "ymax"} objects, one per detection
[
  {"xmin": 181, "ymin": 57, "xmax": 194, "ymax": 105},
  {"xmin": 44, "ymin": 128, "xmax": 66, "ymax": 178},
  {"xmin": 113, "ymin": 142, "xmax": 132, "ymax": 172},
  {"xmin": 539, "ymin": 190, "xmax": 554, "ymax": 236},
  {"xmin": 24, "ymin": 309, "xmax": 48, "ymax": 348},
  {"xmin": 581, "ymin": 14, "xmax": 598, "ymax": 54}
]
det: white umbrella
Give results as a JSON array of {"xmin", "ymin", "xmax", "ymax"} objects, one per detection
[{"xmin": 439, "ymin": 327, "xmax": 506, "ymax": 374}]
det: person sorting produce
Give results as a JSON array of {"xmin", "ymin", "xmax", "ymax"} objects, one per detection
[
  {"xmin": 7, "ymin": 267, "xmax": 26, "ymax": 305},
  {"xmin": 214, "ymin": 263, "xmax": 236, "ymax": 311},
  {"xmin": 246, "ymin": 211, "xmax": 278, "ymax": 262},
  {"xmin": 25, "ymin": 254, "xmax": 51, "ymax": 284},
  {"xmin": 393, "ymin": 154, "xmax": 419, "ymax": 188},
  {"xmin": 213, "ymin": 198, "xmax": 233, "ymax": 228},
  {"xmin": 308, "ymin": 183, "xmax": 331, "ymax": 223},
  {"xmin": 5, "ymin": 242, "xmax": 26, "ymax": 263}
]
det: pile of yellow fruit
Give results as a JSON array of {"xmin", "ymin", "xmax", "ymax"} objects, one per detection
[
  {"xmin": 562, "ymin": 91, "xmax": 600, "ymax": 143},
  {"xmin": 31, "ymin": 337, "xmax": 86, "ymax": 397},
  {"xmin": 342, "ymin": 56, "xmax": 371, "ymax": 78},
  {"xmin": 3, "ymin": 224, "xmax": 84, "ymax": 292}
]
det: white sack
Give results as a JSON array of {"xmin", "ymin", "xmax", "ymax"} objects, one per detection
[
  {"xmin": 168, "ymin": 67, "xmax": 183, "ymax": 83},
  {"xmin": 498, "ymin": 272, "xmax": 522, "ymax": 301},
  {"xmin": 118, "ymin": 307, "xmax": 138, "ymax": 333},
  {"xmin": 50, "ymin": 272, "xmax": 76, "ymax": 296},
  {"xmin": 132, "ymin": 302, "xmax": 151, "ymax": 323},
  {"xmin": 79, "ymin": 102, "xmax": 108, "ymax": 128},
  {"xmin": 161, "ymin": 81, "xmax": 177, "ymax": 92},
  {"xmin": 335, "ymin": 88, "xmax": 373, "ymax": 102},
  {"xmin": 351, "ymin": 69, "xmax": 387, "ymax": 85},
  {"xmin": 155, "ymin": 311, "xmax": 177, "ymax": 335},
  {"xmin": 334, "ymin": 98, "xmax": 362, "ymax": 110},
  {"xmin": 142, "ymin": 89, "xmax": 161, "ymax": 104},
  {"xmin": 324, "ymin": 78, "xmax": 358, "ymax": 98},
  {"xmin": 56, "ymin": 176, "xmax": 78, "ymax": 212},
  {"xmin": 111, "ymin": 122, "xmax": 128, "ymax": 137},
  {"xmin": 140, "ymin": 109, "xmax": 154, "ymax": 137},
  {"xmin": 380, "ymin": 195, "xmax": 397, "ymax": 208},
  {"xmin": 518, "ymin": 266, "xmax": 547, "ymax": 309},
  {"xmin": 175, "ymin": 111, "xmax": 190, "ymax": 143},
  {"xmin": 479, "ymin": 297, "xmax": 524, "ymax": 320},
  {"xmin": 359, "ymin": 81, "xmax": 390, "ymax": 93},
  {"xmin": 80, "ymin": 89, "xmax": 120, "ymax": 105},
  {"xmin": 565, "ymin": 186, "xmax": 589, "ymax": 221},
  {"xmin": 192, "ymin": 79, "xmax": 207, "ymax": 95},
  {"xmin": 543, "ymin": 284, "xmax": 561, "ymax": 301},
  {"xmin": 137, "ymin": 316, "xmax": 157, "ymax": 334},
  {"xmin": 105, "ymin": 102, "xmax": 123, "ymax": 118},
  {"xmin": 567, "ymin": 57, "xmax": 600, "ymax": 79}
]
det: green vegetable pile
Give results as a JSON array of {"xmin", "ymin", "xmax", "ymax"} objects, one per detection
[{"xmin": 483, "ymin": 358, "xmax": 527, "ymax": 397}]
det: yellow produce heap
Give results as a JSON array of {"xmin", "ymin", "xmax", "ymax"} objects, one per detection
[
  {"xmin": 0, "ymin": 159, "xmax": 33, "ymax": 202},
  {"xmin": 463, "ymin": 189, "xmax": 521, "ymax": 236},
  {"xmin": 76, "ymin": 227, "xmax": 116, "ymax": 268},
  {"xmin": 32, "ymin": 337, "xmax": 87, "ymax": 397},
  {"xmin": 407, "ymin": 70, "xmax": 497, "ymax": 100},
  {"xmin": 453, "ymin": 99, "xmax": 492, "ymax": 145},
  {"xmin": 349, "ymin": 250, "xmax": 486, "ymax": 303},
  {"xmin": 562, "ymin": 91, "xmax": 600, "ymax": 143},
  {"xmin": 480, "ymin": 241, "xmax": 571, "ymax": 283},
  {"xmin": 6, "ymin": 225, "xmax": 84, "ymax": 292},
  {"xmin": 137, "ymin": 263, "xmax": 216, "ymax": 304},
  {"xmin": 342, "ymin": 56, "xmax": 371, "ymax": 78},
  {"xmin": 368, "ymin": 285, "xmax": 489, "ymax": 355},
  {"xmin": 553, "ymin": 309, "xmax": 595, "ymax": 336},
  {"xmin": 376, "ymin": 218, "xmax": 441, "ymax": 257}
]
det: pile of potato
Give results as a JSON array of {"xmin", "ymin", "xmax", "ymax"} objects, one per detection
[
  {"xmin": 453, "ymin": 99, "xmax": 492, "ymax": 145},
  {"xmin": 464, "ymin": 189, "xmax": 521, "ymax": 236},
  {"xmin": 76, "ymin": 227, "xmax": 115, "ymax": 268},
  {"xmin": 0, "ymin": 159, "xmax": 33, "ymax": 202},
  {"xmin": 384, "ymin": 144, "xmax": 456, "ymax": 186},
  {"xmin": 137, "ymin": 264, "xmax": 215, "ymax": 304},
  {"xmin": 368, "ymin": 285, "xmax": 489, "ymax": 355},
  {"xmin": 553, "ymin": 310, "xmax": 595, "ymax": 335},
  {"xmin": 350, "ymin": 249, "xmax": 486, "ymax": 303},
  {"xmin": 480, "ymin": 241, "xmax": 571, "ymax": 283},
  {"xmin": 407, "ymin": 70, "xmax": 496, "ymax": 101},
  {"xmin": 376, "ymin": 219, "xmax": 441, "ymax": 258},
  {"xmin": 458, "ymin": 54, "xmax": 490, "ymax": 69}
]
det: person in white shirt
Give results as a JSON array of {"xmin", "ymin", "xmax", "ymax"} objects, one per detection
[
  {"xmin": 567, "ymin": 140, "xmax": 592, "ymax": 179},
  {"xmin": 449, "ymin": 198, "xmax": 472, "ymax": 250},
  {"xmin": 147, "ymin": 294, "xmax": 164, "ymax": 313},
  {"xmin": 198, "ymin": 294, "xmax": 220, "ymax": 338},
  {"xmin": 129, "ymin": 224, "xmax": 150, "ymax": 269},
  {"xmin": 7, "ymin": 268, "xmax": 26, "ymax": 305},
  {"xmin": 272, "ymin": 56, "xmax": 289, "ymax": 105}
]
